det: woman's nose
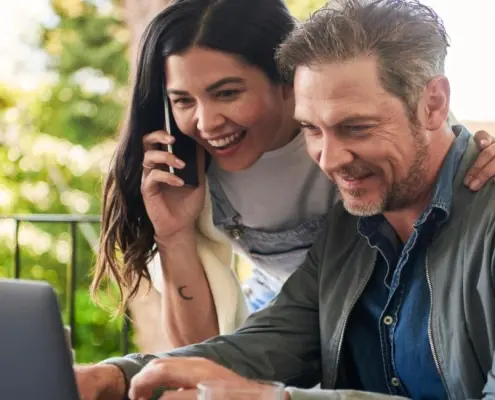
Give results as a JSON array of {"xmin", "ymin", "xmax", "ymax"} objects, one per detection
[{"xmin": 196, "ymin": 103, "xmax": 226, "ymax": 134}]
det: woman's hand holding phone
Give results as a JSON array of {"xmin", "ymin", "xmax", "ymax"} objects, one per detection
[{"xmin": 141, "ymin": 129, "xmax": 206, "ymax": 244}]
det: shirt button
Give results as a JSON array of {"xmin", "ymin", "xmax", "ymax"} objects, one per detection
[
  {"xmin": 391, "ymin": 377, "xmax": 400, "ymax": 387},
  {"xmin": 231, "ymin": 228, "xmax": 241, "ymax": 240},
  {"xmin": 383, "ymin": 316, "xmax": 393, "ymax": 325}
]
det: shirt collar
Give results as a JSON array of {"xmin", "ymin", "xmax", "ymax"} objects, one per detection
[
  {"xmin": 358, "ymin": 125, "xmax": 470, "ymax": 238},
  {"xmin": 414, "ymin": 124, "xmax": 470, "ymax": 226}
]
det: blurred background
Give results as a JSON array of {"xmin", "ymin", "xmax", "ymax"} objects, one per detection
[{"xmin": 0, "ymin": 0, "xmax": 493, "ymax": 363}]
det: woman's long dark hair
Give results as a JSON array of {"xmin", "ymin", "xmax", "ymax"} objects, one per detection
[{"xmin": 92, "ymin": 0, "xmax": 296, "ymax": 312}]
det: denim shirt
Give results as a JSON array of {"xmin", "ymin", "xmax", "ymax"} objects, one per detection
[{"xmin": 344, "ymin": 129, "xmax": 470, "ymax": 399}]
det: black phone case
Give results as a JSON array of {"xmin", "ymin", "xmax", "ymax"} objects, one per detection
[{"xmin": 163, "ymin": 98, "xmax": 211, "ymax": 187}]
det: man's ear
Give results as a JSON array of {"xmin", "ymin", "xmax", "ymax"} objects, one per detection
[
  {"xmin": 281, "ymin": 83, "xmax": 294, "ymax": 100},
  {"xmin": 424, "ymin": 76, "xmax": 450, "ymax": 131}
]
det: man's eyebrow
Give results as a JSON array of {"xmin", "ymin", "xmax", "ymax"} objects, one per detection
[
  {"xmin": 335, "ymin": 115, "xmax": 378, "ymax": 126},
  {"xmin": 167, "ymin": 77, "xmax": 246, "ymax": 96},
  {"xmin": 293, "ymin": 111, "xmax": 313, "ymax": 124},
  {"xmin": 293, "ymin": 114, "xmax": 377, "ymax": 126}
]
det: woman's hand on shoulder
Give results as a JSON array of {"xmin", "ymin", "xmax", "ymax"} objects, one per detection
[{"xmin": 465, "ymin": 129, "xmax": 495, "ymax": 191}]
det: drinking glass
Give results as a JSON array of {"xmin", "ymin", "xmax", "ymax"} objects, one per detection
[{"xmin": 197, "ymin": 380, "xmax": 285, "ymax": 400}]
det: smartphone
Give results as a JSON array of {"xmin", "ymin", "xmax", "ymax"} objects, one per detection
[{"xmin": 162, "ymin": 90, "xmax": 210, "ymax": 187}]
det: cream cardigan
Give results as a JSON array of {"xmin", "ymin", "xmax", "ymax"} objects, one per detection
[{"xmin": 147, "ymin": 178, "xmax": 250, "ymax": 335}]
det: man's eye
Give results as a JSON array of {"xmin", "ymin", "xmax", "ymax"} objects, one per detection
[
  {"xmin": 344, "ymin": 125, "xmax": 374, "ymax": 132},
  {"xmin": 216, "ymin": 89, "xmax": 240, "ymax": 99},
  {"xmin": 300, "ymin": 124, "xmax": 319, "ymax": 133}
]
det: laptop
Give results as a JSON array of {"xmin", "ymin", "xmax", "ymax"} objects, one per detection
[{"xmin": 0, "ymin": 279, "xmax": 80, "ymax": 399}]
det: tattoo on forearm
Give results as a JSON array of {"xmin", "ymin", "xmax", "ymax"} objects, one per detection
[{"xmin": 178, "ymin": 285, "xmax": 194, "ymax": 300}]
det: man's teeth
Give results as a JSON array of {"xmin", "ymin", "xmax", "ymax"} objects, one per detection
[
  {"xmin": 343, "ymin": 174, "xmax": 372, "ymax": 181},
  {"xmin": 207, "ymin": 132, "xmax": 242, "ymax": 148}
]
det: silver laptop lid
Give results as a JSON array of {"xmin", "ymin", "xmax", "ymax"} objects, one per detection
[{"xmin": 0, "ymin": 279, "xmax": 79, "ymax": 399}]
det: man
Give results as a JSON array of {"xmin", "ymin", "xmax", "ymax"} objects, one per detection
[{"xmin": 76, "ymin": 0, "xmax": 495, "ymax": 399}]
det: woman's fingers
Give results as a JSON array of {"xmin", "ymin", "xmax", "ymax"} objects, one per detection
[
  {"xmin": 143, "ymin": 130, "xmax": 175, "ymax": 152},
  {"xmin": 464, "ymin": 135, "xmax": 495, "ymax": 190},
  {"xmin": 472, "ymin": 130, "xmax": 493, "ymax": 150},
  {"xmin": 143, "ymin": 150, "xmax": 185, "ymax": 171},
  {"xmin": 141, "ymin": 169, "xmax": 184, "ymax": 195}
]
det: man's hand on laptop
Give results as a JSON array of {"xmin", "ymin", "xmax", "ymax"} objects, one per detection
[
  {"xmin": 128, "ymin": 357, "xmax": 246, "ymax": 398},
  {"xmin": 74, "ymin": 364, "xmax": 126, "ymax": 400},
  {"xmin": 128, "ymin": 357, "xmax": 291, "ymax": 400}
]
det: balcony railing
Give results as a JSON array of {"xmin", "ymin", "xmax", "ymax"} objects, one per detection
[{"xmin": 0, "ymin": 214, "xmax": 131, "ymax": 355}]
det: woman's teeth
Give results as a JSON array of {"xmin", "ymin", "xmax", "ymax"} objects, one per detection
[{"xmin": 207, "ymin": 131, "xmax": 244, "ymax": 149}]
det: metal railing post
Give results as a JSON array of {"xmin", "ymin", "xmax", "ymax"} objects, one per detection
[
  {"xmin": 68, "ymin": 221, "xmax": 77, "ymax": 347},
  {"xmin": 1, "ymin": 214, "xmax": 131, "ymax": 355},
  {"xmin": 122, "ymin": 310, "xmax": 131, "ymax": 355},
  {"xmin": 14, "ymin": 219, "xmax": 21, "ymax": 279}
]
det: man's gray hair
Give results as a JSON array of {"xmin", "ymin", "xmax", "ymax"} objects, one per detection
[{"xmin": 276, "ymin": 0, "xmax": 450, "ymax": 118}]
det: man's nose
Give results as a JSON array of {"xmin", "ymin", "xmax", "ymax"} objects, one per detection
[
  {"xmin": 319, "ymin": 135, "xmax": 354, "ymax": 175},
  {"xmin": 196, "ymin": 103, "xmax": 226, "ymax": 133}
]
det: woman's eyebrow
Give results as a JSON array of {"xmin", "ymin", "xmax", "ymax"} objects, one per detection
[{"xmin": 167, "ymin": 76, "xmax": 246, "ymax": 96}]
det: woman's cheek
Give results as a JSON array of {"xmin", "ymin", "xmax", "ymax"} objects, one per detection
[{"xmin": 226, "ymin": 99, "xmax": 264, "ymax": 127}]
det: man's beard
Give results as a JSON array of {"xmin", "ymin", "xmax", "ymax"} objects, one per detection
[{"xmin": 341, "ymin": 129, "xmax": 429, "ymax": 217}]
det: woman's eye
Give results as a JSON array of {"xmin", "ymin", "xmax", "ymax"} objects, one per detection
[{"xmin": 172, "ymin": 98, "xmax": 193, "ymax": 105}]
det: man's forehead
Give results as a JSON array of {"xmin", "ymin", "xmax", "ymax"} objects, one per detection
[
  {"xmin": 294, "ymin": 97, "xmax": 382, "ymax": 126},
  {"xmin": 294, "ymin": 59, "xmax": 383, "ymax": 96},
  {"xmin": 292, "ymin": 60, "xmax": 390, "ymax": 123}
]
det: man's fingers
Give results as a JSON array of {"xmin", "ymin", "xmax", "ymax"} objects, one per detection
[
  {"xmin": 159, "ymin": 389, "xmax": 198, "ymax": 399},
  {"xmin": 129, "ymin": 357, "xmax": 249, "ymax": 400},
  {"xmin": 129, "ymin": 359, "xmax": 201, "ymax": 400},
  {"xmin": 128, "ymin": 360, "xmax": 169, "ymax": 400}
]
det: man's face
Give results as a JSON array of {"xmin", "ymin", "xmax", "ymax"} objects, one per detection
[{"xmin": 293, "ymin": 56, "xmax": 429, "ymax": 216}]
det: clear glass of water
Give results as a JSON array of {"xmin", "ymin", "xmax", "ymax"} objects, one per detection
[{"xmin": 197, "ymin": 380, "xmax": 285, "ymax": 400}]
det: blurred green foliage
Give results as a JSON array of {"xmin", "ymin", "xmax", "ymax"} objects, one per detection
[
  {"xmin": 0, "ymin": 0, "xmax": 326, "ymax": 363},
  {"xmin": 0, "ymin": 0, "xmax": 133, "ymax": 363},
  {"xmin": 287, "ymin": 0, "xmax": 327, "ymax": 20},
  {"xmin": 0, "ymin": 86, "xmax": 16, "ymax": 110}
]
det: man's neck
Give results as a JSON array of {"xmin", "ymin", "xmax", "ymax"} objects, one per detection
[
  {"xmin": 267, "ymin": 120, "xmax": 301, "ymax": 152},
  {"xmin": 266, "ymin": 96, "xmax": 300, "ymax": 152},
  {"xmin": 383, "ymin": 127, "xmax": 456, "ymax": 243}
]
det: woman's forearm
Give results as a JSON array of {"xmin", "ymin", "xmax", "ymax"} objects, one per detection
[{"xmin": 155, "ymin": 230, "xmax": 219, "ymax": 347}]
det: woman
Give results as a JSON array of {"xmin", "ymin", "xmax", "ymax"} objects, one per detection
[{"xmin": 92, "ymin": 0, "xmax": 495, "ymax": 347}]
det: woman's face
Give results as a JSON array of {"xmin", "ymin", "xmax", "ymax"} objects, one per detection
[{"xmin": 165, "ymin": 46, "xmax": 293, "ymax": 171}]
